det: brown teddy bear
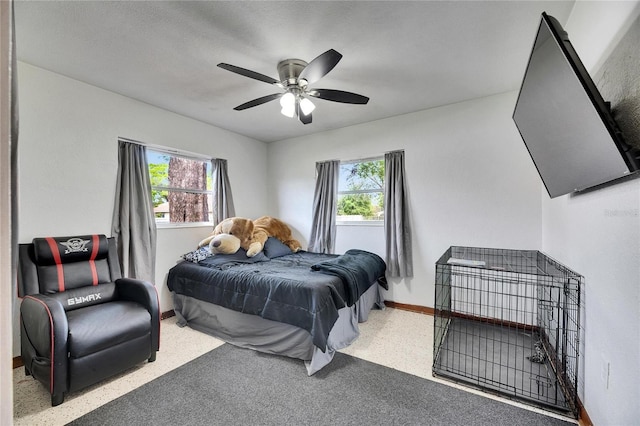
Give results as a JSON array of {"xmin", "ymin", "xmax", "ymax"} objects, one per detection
[{"xmin": 198, "ymin": 216, "xmax": 302, "ymax": 257}]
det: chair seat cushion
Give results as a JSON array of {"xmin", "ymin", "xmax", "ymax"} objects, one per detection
[{"xmin": 66, "ymin": 301, "xmax": 151, "ymax": 358}]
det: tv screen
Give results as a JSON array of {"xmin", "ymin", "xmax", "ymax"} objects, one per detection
[{"xmin": 513, "ymin": 12, "xmax": 639, "ymax": 198}]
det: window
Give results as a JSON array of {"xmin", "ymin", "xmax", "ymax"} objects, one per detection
[
  {"xmin": 147, "ymin": 149, "xmax": 213, "ymax": 226},
  {"xmin": 337, "ymin": 157, "xmax": 385, "ymax": 223}
]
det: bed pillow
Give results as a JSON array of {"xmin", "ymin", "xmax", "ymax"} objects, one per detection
[
  {"xmin": 263, "ymin": 237, "xmax": 293, "ymax": 258},
  {"xmin": 181, "ymin": 246, "xmax": 212, "ymax": 263}
]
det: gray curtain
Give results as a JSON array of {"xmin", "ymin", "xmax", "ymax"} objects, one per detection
[
  {"xmin": 111, "ymin": 141, "xmax": 157, "ymax": 282},
  {"xmin": 384, "ymin": 150, "xmax": 413, "ymax": 277},
  {"xmin": 212, "ymin": 158, "xmax": 235, "ymax": 224},
  {"xmin": 308, "ymin": 160, "xmax": 339, "ymax": 254},
  {"xmin": 10, "ymin": 1, "xmax": 19, "ymax": 290}
]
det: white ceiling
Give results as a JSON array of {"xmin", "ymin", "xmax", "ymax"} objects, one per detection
[{"xmin": 14, "ymin": 1, "xmax": 575, "ymax": 143}]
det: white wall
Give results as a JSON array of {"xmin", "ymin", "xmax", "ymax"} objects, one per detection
[
  {"xmin": 543, "ymin": 2, "xmax": 640, "ymax": 424},
  {"xmin": 267, "ymin": 91, "xmax": 543, "ymax": 307},
  {"xmin": 1, "ymin": 0, "xmax": 14, "ymax": 421},
  {"xmin": 14, "ymin": 62, "xmax": 269, "ymax": 356}
]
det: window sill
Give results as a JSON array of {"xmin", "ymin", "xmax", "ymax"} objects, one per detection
[
  {"xmin": 156, "ymin": 222, "xmax": 213, "ymax": 230},
  {"xmin": 336, "ymin": 221, "xmax": 384, "ymax": 227}
]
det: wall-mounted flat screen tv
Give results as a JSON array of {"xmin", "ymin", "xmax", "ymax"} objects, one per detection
[{"xmin": 513, "ymin": 12, "xmax": 639, "ymax": 198}]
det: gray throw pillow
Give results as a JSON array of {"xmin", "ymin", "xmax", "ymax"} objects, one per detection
[{"xmin": 263, "ymin": 237, "xmax": 293, "ymax": 258}]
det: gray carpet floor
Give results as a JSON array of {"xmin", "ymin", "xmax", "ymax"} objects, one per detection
[{"xmin": 68, "ymin": 344, "xmax": 573, "ymax": 426}]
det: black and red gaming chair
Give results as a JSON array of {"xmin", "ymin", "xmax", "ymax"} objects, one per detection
[{"xmin": 18, "ymin": 234, "xmax": 160, "ymax": 406}]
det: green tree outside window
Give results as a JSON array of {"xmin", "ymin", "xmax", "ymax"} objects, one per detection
[{"xmin": 337, "ymin": 159, "xmax": 384, "ymax": 221}]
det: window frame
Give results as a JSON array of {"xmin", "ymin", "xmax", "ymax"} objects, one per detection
[
  {"xmin": 146, "ymin": 145, "xmax": 214, "ymax": 229},
  {"xmin": 336, "ymin": 156, "xmax": 385, "ymax": 227}
]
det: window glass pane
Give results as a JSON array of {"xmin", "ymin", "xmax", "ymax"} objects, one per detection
[
  {"xmin": 147, "ymin": 150, "xmax": 211, "ymax": 191},
  {"xmin": 148, "ymin": 151, "xmax": 170, "ymax": 187},
  {"xmin": 147, "ymin": 149, "xmax": 213, "ymax": 224},
  {"xmin": 154, "ymin": 190, "xmax": 212, "ymax": 223},
  {"xmin": 338, "ymin": 160, "xmax": 384, "ymax": 191},
  {"xmin": 337, "ymin": 193, "xmax": 384, "ymax": 221},
  {"xmin": 337, "ymin": 158, "xmax": 385, "ymax": 221}
]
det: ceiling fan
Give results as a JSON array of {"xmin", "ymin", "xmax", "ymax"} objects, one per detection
[{"xmin": 218, "ymin": 49, "xmax": 369, "ymax": 125}]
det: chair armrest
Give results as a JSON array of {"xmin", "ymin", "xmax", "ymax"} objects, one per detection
[
  {"xmin": 20, "ymin": 294, "xmax": 69, "ymax": 395},
  {"xmin": 116, "ymin": 278, "xmax": 160, "ymax": 351}
]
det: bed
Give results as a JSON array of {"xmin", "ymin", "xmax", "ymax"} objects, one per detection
[{"xmin": 167, "ymin": 238, "xmax": 387, "ymax": 375}]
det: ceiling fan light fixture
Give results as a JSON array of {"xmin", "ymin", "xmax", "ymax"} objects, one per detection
[
  {"xmin": 281, "ymin": 104, "xmax": 296, "ymax": 118},
  {"xmin": 299, "ymin": 97, "xmax": 315, "ymax": 116},
  {"xmin": 280, "ymin": 92, "xmax": 296, "ymax": 117},
  {"xmin": 280, "ymin": 92, "xmax": 295, "ymax": 108}
]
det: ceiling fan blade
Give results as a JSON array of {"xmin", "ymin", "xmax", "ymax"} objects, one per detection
[
  {"xmin": 233, "ymin": 93, "xmax": 282, "ymax": 111},
  {"xmin": 296, "ymin": 102, "xmax": 312, "ymax": 124},
  {"xmin": 299, "ymin": 112, "xmax": 312, "ymax": 125},
  {"xmin": 307, "ymin": 89, "xmax": 369, "ymax": 104},
  {"xmin": 218, "ymin": 63, "xmax": 281, "ymax": 86},
  {"xmin": 298, "ymin": 49, "xmax": 342, "ymax": 85}
]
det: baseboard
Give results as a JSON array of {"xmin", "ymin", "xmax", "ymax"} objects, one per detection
[
  {"xmin": 384, "ymin": 301, "xmax": 434, "ymax": 315},
  {"xmin": 578, "ymin": 400, "xmax": 593, "ymax": 426},
  {"xmin": 13, "ymin": 356, "xmax": 23, "ymax": 369},
  {"xmin": 161, "ymin": 309, "xmax": 176, "ymax": 320}
]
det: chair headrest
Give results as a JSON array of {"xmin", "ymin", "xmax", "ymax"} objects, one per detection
[{"xmin": 33, "ymin": 235, "xmax": 109, "ymax": 266}]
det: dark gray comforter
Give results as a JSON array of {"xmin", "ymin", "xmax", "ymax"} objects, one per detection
[
  {"xmin": 311, "ymin": 249, "xmax": 388, "ymax": 305},
  {"xmin": 167, "ymin": 250, "xmax": 386, "ymax": 351}
]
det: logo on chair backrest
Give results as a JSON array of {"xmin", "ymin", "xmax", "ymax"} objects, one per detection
[
  {"xmin": 60, "ymin": 238, "xmax": 91, "ymax": 254},
  {"xmin": 67, "ymin": 293, "xmax": 102, "ymax": 306}
]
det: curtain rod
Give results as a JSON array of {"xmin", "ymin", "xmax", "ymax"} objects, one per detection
[{"xmin": 118, "ymin": 137, "xmax": 216, "ymax": 161}]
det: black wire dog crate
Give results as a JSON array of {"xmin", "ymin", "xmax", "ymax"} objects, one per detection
[{"xmin": 433, "ymin": 246, "xmax": 582, "ymax": 418}]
